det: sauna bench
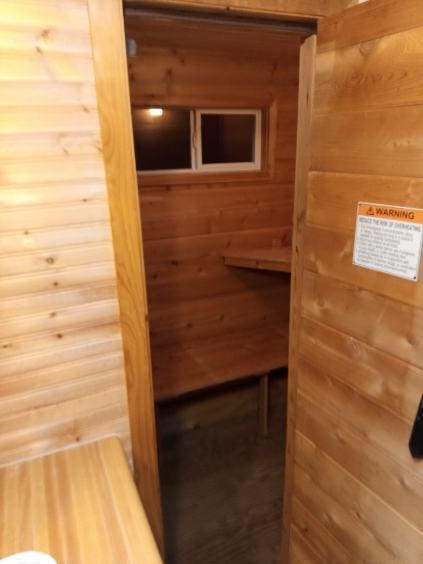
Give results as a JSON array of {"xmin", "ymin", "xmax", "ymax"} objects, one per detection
[
  {"xmin": 153, "ymin": 320, "xmax": 290, "ymax": 401},
  {"xmin": 222, "ymin": 246, "xmax": 292, "ymax": 273},
  {"xmin": 0, "ymin": 437, "xmax": 162, "ymax": 564}
]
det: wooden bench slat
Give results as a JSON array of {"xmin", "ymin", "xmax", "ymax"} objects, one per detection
[
  {"xmin": 153, "ymin": 321, "xmax": 289, "ymax": 400},
  {"xmin": 223, "ymin": 246, "xmax": 292, "ymax": 273},
  {"xmin": 0, "ymin": 438, "xmax": 162, "ymax": 564}
]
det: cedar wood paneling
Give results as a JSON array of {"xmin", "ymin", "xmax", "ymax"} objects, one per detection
[
  {"xmin": 0, "ymin": 0, "xmax": 131, "ymax": 466},
  {"xmin": 284, "ymin": 1, "xmax": 423, "ymax": 561},
  {"xmin": 125, "ymin": 13, "xmax": 301, "ymax": 399}
]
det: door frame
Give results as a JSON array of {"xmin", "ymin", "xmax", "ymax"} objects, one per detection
[
  {"xmin": 92, "ymin": 0, "xmax": 334, "ymax": 557},
  {"xmin": 87, "ymin": 0, "xmax": 164, "ymax": 554},
  {"xmin": 281, "ymin": 34, "xmax": 316, "ymax": 562},
  {"xmin": 124, "ymin": 0, "xmax": 354, "ymax": 21}
]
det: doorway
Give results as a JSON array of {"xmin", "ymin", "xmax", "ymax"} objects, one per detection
[{"xmin": 123, "ymin": 7, "xmax": 311, "ymax": 561}]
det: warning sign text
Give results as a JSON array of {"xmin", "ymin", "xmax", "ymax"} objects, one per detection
[{"xmin": 353, "ymin": 202, "xmax": 423, "ymax": 281}]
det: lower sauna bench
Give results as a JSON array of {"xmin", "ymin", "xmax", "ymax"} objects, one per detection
[
  {"xmin": 152, "ymin": 321, "xmax": 290, "ymax": 435},
  {"xmin": 0, "ymin": 438, "xmax": 162, "ymax": 564},
  {"xmin": 152, "ymin": 322, "xmax": 289, "ymax": 401}
]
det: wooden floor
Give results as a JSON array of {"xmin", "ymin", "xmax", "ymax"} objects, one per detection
[{"xmin": 158, "ymin": 375, "xmax": 287, "ymax": 564}]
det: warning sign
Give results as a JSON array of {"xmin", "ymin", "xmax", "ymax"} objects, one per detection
[{"xmin": 353, "ymin": 202, "xmax": 423, "ymax": 281}]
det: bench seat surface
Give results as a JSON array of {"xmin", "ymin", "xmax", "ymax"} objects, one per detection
[
  {"xmin": 0, "ymin": 438, "xmax": 162, "ymax": 564},
  {"xmin": 153, "ymin": 320, "xmax": 290, "ymax": 400}
]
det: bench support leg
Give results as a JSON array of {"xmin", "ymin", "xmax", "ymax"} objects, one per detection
[{"xmin": 258, "ymin": 373, "xmax": 269, "ymax": 437}]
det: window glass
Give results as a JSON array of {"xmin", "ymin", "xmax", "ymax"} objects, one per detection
[
  {"xmin": 200, "ymin": 113, "xmax": 256, "ymax": 164},
  {"xmin": 133, "ymin": 108, "xmax": 192, "ymax": 171}
]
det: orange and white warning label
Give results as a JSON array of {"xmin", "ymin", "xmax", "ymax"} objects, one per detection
[{"xmin": 353, "ymin": 202, "xmax": 423, "ymax": 281}]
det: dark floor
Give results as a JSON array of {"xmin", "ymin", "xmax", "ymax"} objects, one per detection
[{"xmin": 158, "ymin": 375, "xmax": 287, "ymax": 564}]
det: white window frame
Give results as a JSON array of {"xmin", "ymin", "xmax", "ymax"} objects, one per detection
[
  {"xmin": 194, "ymin": 109, "xmax": 262, "ymax": 172},
  {"xmin": 137, "ymin": 108, "xmax": 262, "ymax": 175}
]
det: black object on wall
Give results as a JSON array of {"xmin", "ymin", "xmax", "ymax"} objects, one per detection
[{"xmin": 409, "ymin": 395, "xmax": 423, "ymax": 458}]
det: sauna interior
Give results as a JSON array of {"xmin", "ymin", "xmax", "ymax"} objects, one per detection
[
  {"xmin": 125, "ymin": 7, "xmax": 301, "ymax": 561},
  {"xmin": 2, "ymin": 0, "xmax": 423, "ymax": 563}
]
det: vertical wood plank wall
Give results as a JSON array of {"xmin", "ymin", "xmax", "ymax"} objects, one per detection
[
  {"xmin": 286, "ymin": 1, "xmax": 423, "ymax": 561},
  {"xmin": 0, "ymin": 1, "xmax": 131, "ymax": 467},
  {"xmin": 125, "ymin": 14, "xmax": 301, "ymax": 398}
]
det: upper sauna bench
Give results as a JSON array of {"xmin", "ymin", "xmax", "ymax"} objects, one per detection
[{"xmin": 223, "ymin": 246, "xmax": 292, "ymax": 273}]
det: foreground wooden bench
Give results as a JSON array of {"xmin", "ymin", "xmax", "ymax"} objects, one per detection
[{"xmin": 0, "ymin": 438, "xmax": 162, "ymax": 564}]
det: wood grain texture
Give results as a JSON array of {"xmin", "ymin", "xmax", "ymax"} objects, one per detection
[
  {"xmin": 318, "ymin": 0, "xmax": 423, "ymax": 51},
  {"xmin": 302, "ymin": 270, "xmax": 423, "ymax": 369},
  {"xmin": 296, "ymin": 391, "xmax": 423, "ymax": 533},
  {"xmin": 157, "ymin": 371, "xmax": 284, "ymax": 438},
  {"xmin": 315, "ymin": 26, "xmax": 423, "ymax": 112},
  {"xmin": 87, "ymin": 0, "xmax": 164, "ymax": 552},
  {"xmin": 125, "ymin": 0, "xmax": 353, "ymax": 21},
  {"xmin": 303, "ymin": 223, "xmax": 423, "ymax": 307},
  {"xmin": 223, "ymin": 246, "xmax": 292, "ymax": 273},
  {"xmin": 125, "ymin": 11, "xmax": 309, "ymax": 57},
  {"xmin": 285, "ymin": 1, "xmax": 423, "ymax": 561},
  {"xmin": 0, "ymin": 0, "xmax": 130, "ymax": 472},
  {"xmin": 294, "ymin": 432, "xmax": 423, "ymax": 563},
  {"xmin": 0, "ymin": 438, "xmax": 162, "ymax": 564},
  {"xmin": 282, "ymin": 34, "xmax": 316, "ymax": 562},
  {"xmin": 153, "ymin": 321, "xmax": 290, "ymax": 400},
  {"xmin": 290, "ymin": 526, "xmax": 324, "ymax": 564},
  {"xmin": 306, "ymin": 172, "xmax": 423, "ymax": 231},
  {"xmin": 311, "ymin": 106, "xmax": 423, "ymax": 177},
  {"xmin": 128, "ymin": 42, "xmax": 300, "ymax": 109},
  {"xmin": 126, "ymin": 13, "xmax": 300, "ymax": 400},
  {"xmin": 291, "ymin": 496, "xmax": 351, "ymax": 564}
]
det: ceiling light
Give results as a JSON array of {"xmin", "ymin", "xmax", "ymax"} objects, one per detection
[{"xmin": 148, "ymin": 108, "xmax": 163, "ymax": 117}]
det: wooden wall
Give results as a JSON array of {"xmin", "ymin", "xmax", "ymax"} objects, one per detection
[
  {"xmin": 125, "ymin": 0, "xmax": 356, "ymax": 21},
  {"xmin": 285, "ymin": 0, "xmax": 423, "ymax": 561},
  {"xmin": 0, "ymin": 1, "xmax": 131, "ymax": 467},
  {"xmin": 125, "ymin": 13, "xmax": 301, "ymax": 399}
]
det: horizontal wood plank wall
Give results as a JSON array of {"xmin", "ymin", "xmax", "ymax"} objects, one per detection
[
  {"xmin": 287, "ymin": 0, "xmax": 423, "ymax": 560},
  {"xmin": 125, "ymin": 14, "xmax": 300, "ymax": 399},
  {"xmin": 124, "ymin": 0, "xmax": 355, "ymax": 21},
  {"xmin": 0, "ymin": 0, "xmax": 130, "ymax": 467}
]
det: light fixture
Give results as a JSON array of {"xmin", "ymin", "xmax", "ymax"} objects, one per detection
[{"xmin": 148, "ymin": 108, "xmax": 163, "ymax": 117}]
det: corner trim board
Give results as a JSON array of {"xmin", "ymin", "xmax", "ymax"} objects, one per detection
[{"xmin": 87, "ymin": 0, "xmax": 164, "ymax": 554}]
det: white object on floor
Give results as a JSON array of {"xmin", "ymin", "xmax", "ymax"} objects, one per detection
[{"xmin": 0, "ymin": 553, "xmax": 56, "ymax": 564}]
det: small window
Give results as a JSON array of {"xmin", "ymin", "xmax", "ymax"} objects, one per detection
[
  {"xmin": 132, "ymin": 108, "xmax": 193, "ymax": 172},
  {"xmin": 133, "ymin": 107, "xmax": 262, "ymax": 174},
  {"xmin": 197, "ymin": 110, "xmax": 261, "ymax": 171}
]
